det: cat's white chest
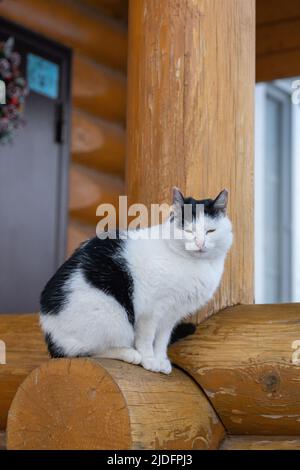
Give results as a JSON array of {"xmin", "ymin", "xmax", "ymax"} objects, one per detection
[{"xmin": 127, "ymin": 240, "xmax": 224, "ymax": 320}]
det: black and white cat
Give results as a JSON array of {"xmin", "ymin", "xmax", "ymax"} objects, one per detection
[{"xmin": 40, "ymin": 188, "xmax": 232, "ymax": 374}]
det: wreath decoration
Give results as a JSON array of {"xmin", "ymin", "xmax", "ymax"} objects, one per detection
[{"xmin": 0, "ymin": 37, "xmax": 28, "ymax": 144}]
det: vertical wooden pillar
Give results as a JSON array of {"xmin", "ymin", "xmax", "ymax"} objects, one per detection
[{"xmin": 126, "ymin": 0, "xmax": 255, "ymax": 322}]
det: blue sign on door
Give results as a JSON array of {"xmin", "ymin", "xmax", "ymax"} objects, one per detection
[{"xmin": 27, "ymin": 53, "xmax": 59, "ymax": 99}]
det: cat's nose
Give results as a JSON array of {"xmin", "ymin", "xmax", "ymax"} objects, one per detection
[{"xmin": 195, "ymin": 239, "xmax": 204, "ymax": 249}]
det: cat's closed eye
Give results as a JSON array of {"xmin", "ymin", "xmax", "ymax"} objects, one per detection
[{"xmin": 206, "ymin": 229, "xmax": 216, "ymax": 234}]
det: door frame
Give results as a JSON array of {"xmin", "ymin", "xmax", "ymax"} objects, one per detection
[{"xmin": 0, "ymin": 17, "xmax": 72, "ymax": 266}]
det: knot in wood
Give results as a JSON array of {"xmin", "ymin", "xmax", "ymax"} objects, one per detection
[{"xmin": 261, "ymin": 371, "xmax": 280, "ymax": 393}]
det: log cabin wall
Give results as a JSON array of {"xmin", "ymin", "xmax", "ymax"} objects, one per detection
[
  {"xmin": 257, "ymin": 0, "xmax": 300, "ymax": 81},
  {"xmin": 0, "ymin": 0, "xmax": 128, "ymax": 255}
]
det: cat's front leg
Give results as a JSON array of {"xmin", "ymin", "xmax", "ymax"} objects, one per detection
[
  {"xmin": 152, "ymin": 317, "xmax": 176, "ymax": 375},
  {"xmin": 134, "ymin": 314, "xmax": 164, "ymax": 373}
]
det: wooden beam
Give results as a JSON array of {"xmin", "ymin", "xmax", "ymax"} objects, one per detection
[
  {"xmin": 220, "ymin": 435, "xmax": 300, "ymax": 450},
  {"xmin": 126, "ymin": 0, "xmax": 255, "ymax": 323},
  {"xmin": 72, "ymin": 109, "xmax": 125, "ymax": 175},
  {"xmin": 79, "ymin": 0, "xmax": 128, "ymax": 23},
  {"xmin": 0, "ymin": 0, "xmax": 127, "ymax": 71},
  {"xmin": 73, "ymin": 55, "xmax": 126, "ymax": 123},
  {"xmin": 257, "ymin": 49, "xmax": 300, "ymax": 82},
  {"xmin": 257, "ymin": 19, "xmax": 300, "ymax": 56},
  {"xmin": 7, "ymin": 358, "xmax": 225, "ymax": 450},
  {"xmin": 170, "ymin": 303, "xmax": 300, "ymax": 435},
  {"xmin": 67, "ymin": 221, "xmax": 95, "ymax": 256},
  {"xmin": 69, "ymin": 164, "xmax": 124, "ymax": 225},
  {"xmin": 0, "ymin": 314, "xmax": 47, "ymax": 430},
  {"xmin": 256, "ymin": 0, "xmax": 300, "ymax": 26}
]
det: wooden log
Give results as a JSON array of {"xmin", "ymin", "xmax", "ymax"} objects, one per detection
[
  {"xmin": 256, "ymin": 0, "xmax": 300, "ymax": 25},
  {"xmin": 69, "ymin": 164, "xmax": 124, "ymax": 226},
  {"xmin": 73, "ymin": 55, "xmax": 126, "ymax": 123},
  {"xmin": 0, "ymin": 314, "xmax": 47, "ymax": 430},
  {"xmin": 0, "ymin": 431, "xmax": 6, "ymax": 450},
  {"xmin": 67, "ymin": 221, "xmax": 96, "ymax": 257},
  {"xmin": 220, "ymin": 435, "xmax": 300, "ymax": 450},
  {"xmin": 169, "ymin": 303, "xmax": 300, "ymax": 435},
  {"xmin": 7, "ymin": 358, "xmax": 225, "ymax": 450},
  {"xmin": 72, "ymin": 109, "xmax": 125, "ymax": 175},
  {"xmin": 80, "ymin": 0, "xmax": 128, "ymax": 23},
  {"xmin": 0, "ymin": 0, "xmax": 127, "ymax": 71},
  {"xmin": 257, "ymin": 19, "xmax": 300, "ymax": 57},
  {"xmin": 126, "ymin": 0, "xmax": 255, "ymax": 323},
  {"xmin": 257, "ymin": 49, "xmax": 300, "ymax": 82}
]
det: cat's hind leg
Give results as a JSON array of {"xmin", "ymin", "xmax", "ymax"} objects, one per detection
[{"xmin": 95, "ymin": 347, "xmax": 142, "ymax": 365}]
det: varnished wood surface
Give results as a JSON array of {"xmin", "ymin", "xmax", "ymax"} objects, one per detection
[
  {"xmin": 220, "ymin": 435, "xmax": 300, "ymax": 450},
  {"xmin": 72, "ymin": 109, "xmax": 125, "ymax": 175},
  {"xmin": 256, "ymin": 0, "xmax": 300, "ymax": 81},
  {"xmin": 7, "ymin": 358, "xmax": 225, "ymax": 450},
  {"xmin": 126, "ymin": 0, "xmax": 255, "ymax": 323},
  {"xmin": 170, "ymin": 303, "xmax": 300, "ymax": 435},
  {"xmin": 69, "ymin": 164, "xmax": 124, "ymax": 225},
  {"xmin": 0, "ymin": 314, "xmax": 47, "ymax": 430},
  {"xmin": 73, "ymin": 55, "xmax": 126, "ymax": 123},
  {"xmin": 0, "ymin": 0, "xmax": 127, "ymax": 71},
  {"xmin": 79, "ymin": 0, "xmax": 128, "ymax": 23}
]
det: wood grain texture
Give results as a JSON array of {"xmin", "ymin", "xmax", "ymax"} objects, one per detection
[
  {"xmin": 0, "ymin": 314, "xmax": 47, "ymax": 430},
  {"xmin": 0, "ymin": 431, "xmax": 6, "ymax": 450},
  {"xmin": 73, "ymin": 55, "xmax": 126, "ymax": 123},
  {"xmin": 257, "ymin": 18, "xmax": 300, "ymax": 56},
  {"xmin": 170, "ymin": 303, "xmax": 300, "ymax": 435},
  {"xmin": 79, "ymin": 0, "xmax": 128, "ymax": 23},
  {"xmin": 257, "ymin": 0, "xmax": 300, "ymax": 25},
  {"xmin": 67, "ymin": 221, "xmax": 95, "ymax": 256},
  {"xmin": 0, "ymin": 0, "xmax": 127, "ymax": 71},
  {"xmin": 7, "ymin": 358, "xmax": 225, "ymax": 450},
  {"xmin": 72, "ymin": 109, "xmax": 125, "ymax": 175},
  {"xmin": 69, "ymin": 164, "xmax": 124, "ymax": 225},
  {"xmin": 256, "ymin": 1, "xmax": 300, "ymax": 81},
  {"xmin": 220, "ymin": 435, "xmax": 300, "ymax": 450},
  {"xmin": 126, "ymin": 0, "xmax": 255, "ymax": 323},
  {"xmin": 257, "ymin": 49, "xmax": 300, "ymax": 82}
]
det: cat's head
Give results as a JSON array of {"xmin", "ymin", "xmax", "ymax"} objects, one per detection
[{"xmin": 169, "ymin": 187, "xmax": 233, "ymax": 259}]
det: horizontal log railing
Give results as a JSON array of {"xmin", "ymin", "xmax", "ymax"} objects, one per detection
[
  {"xmin": 3, "ymin": 303, "xmax": 300, "ymax": 449},
  {"xmin": 170, "ymin": 303, "xmax": 300, "ymax": 435},
  {"xmin": 0, "ymin": 314, "xmax": 47, "ymax": 430},
  {"xmin": 7, "ymin": 358, "xmax": 224, "ymax": 450}
]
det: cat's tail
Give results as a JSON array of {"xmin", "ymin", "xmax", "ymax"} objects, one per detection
[{"xmin": 169, "ymin": 322, "xmax": 196, "ymax": 345}]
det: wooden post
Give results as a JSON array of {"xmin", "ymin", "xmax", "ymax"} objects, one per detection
[{"xmin": 126, "ymin": 0, "xmax": 255, "ymax": 322}]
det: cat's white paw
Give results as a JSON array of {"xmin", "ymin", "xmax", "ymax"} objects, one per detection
[
  {"xmin": 125, "ymin": 349, "xmax": 142, "ymax": 365},
  {"xmin": 141, "ymin": 357, "xmax": 161, "ymax": 373},
  {"xmin": 141, "ymin": 357, "xmax": 172, "ymax": 374},
  {"xmin": 158, "ymin": 358, "xmax": 172, "ymax": 375}
]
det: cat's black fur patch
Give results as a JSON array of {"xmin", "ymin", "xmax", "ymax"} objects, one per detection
[
  {"xmin": 80, "ymin": 236, "xmax": 135, "ymax": 325},
  {"xmin": 45, "ymin": 332, "xmax": 66, "ymax": 358},
  {"xmin": 169, "ymin": 322, "xmax": 196, "ymax": 344},
  {"xmin": 40, "ymin": 235, "xmax": 135, "ymax": 326},
  {"xmin": 172, "ymin": 196, "xmax": 222, "ymax": 228}
]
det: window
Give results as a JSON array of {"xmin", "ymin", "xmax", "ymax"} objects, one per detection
[{"xmin": 255, "ymin": 78, "xmax": 300, "ymax": 303}]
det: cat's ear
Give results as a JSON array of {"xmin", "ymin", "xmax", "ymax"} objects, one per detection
[
  {"xmin": 172, "ymin": 187, "xmax": 184, "ymax": 207},
  {"xmin": 213, "ymin": 189, "xmax": 228, "ymax": 212}
]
